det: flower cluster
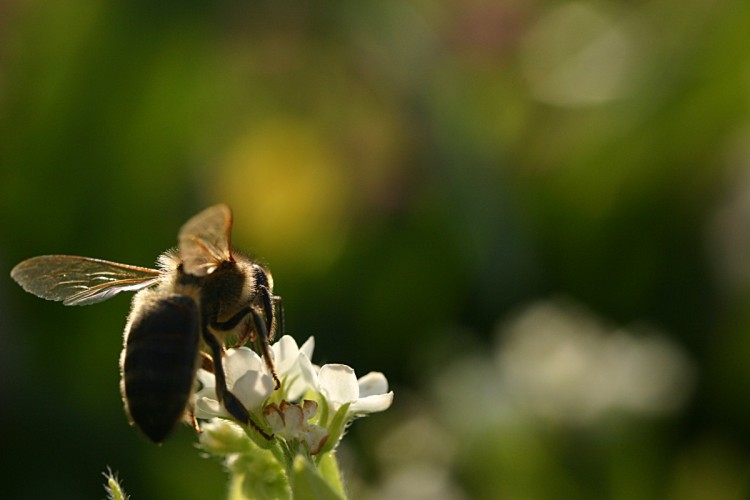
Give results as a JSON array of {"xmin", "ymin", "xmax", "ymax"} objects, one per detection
[{"xmin": 193, "ymin": 335, "xmax": 394, "ymax": 499}]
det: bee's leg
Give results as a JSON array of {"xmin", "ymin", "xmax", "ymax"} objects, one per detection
[
  {"xmin": 191, "ymin": 414, "xmax": 201, "ymax": 433},
  {"xmin": 184, "ymin": 403, "xmax": 201, "ymax": 433},
  {"xmin": 251, "ymin": 264, "xmax": 276, "ymax": 339},
  {"xmin": 211, "ymin": 305, "xmax": 254, "ymax": 349},
  {"xmin": 248, "ymin": 307, "xmax": 281, "ymax": 390},
  {"xmin": 187, "ymin": 355, "xmax": 212, "ymax": 434},
  {"xmin": 200, "ymin": 351, "xmax": 214, "ymax": 373},
  {"xmin": 248, "ymin": 268, "xmax": 282, "ymax": 388},
  {"xmin": 231, "ymin": 322, "xmax": 252, "ymax": 349},
  {"xmin": 201, "ymin": 327, "xmax": 246, "ymax": 418},
  {"xmin": 273, "ymin": 295, "xmax": 285, "ymax": 340},
  {"xmin": 201, "ymin": 324, "xmax": 273, "ymax": 440},
  {"xmin": 211, "ymin": 306, "xmax": 281, "ymax": 390}
]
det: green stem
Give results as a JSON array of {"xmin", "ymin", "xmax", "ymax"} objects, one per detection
[{"xmin": 273, "ymin": 440, "xmax": 294, "ymax": 473}]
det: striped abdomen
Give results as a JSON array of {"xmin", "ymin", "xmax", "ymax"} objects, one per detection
[{"xmin": 122, "ymin": 293, "xmax": 200, "ymax": 443}]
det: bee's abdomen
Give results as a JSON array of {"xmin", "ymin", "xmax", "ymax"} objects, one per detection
[{"xmin": 122, "ymin": 294, "xmax": 200, "ymax": 443}]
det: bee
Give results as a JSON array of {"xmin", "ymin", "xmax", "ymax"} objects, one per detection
[{"xmin": 10, "ymin": 204, "xmax": 282, "ymax": 443}]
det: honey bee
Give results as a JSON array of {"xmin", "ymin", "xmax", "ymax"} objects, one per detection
[{"xmin": 10, "ymin": 204, "xmax": 282, "ymax": 443}]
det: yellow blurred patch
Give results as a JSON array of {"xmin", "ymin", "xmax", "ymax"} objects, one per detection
[{"xmin": 214, "ymin": 119, "xmax": 350, "ymax": 272}]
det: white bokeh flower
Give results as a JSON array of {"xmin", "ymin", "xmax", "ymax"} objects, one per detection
[
  {"xmin": 495, "ymin": 301, "xmax": 694, "ymax": 423},
  {"xmin": 435, "ymin": 300, "xmax": 694, "ymax": 429}
]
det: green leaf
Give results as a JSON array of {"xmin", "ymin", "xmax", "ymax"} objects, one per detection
[
  {"xmin": 291, "ymin": 455, "xmax": 346, "ymax": 500},
  {"xmin": 318, "ymin": 452, "xmax": 345, "ymax": 497},
  {"xmin": 321, "ymin": 403, "xmax": 350, "ymax": 454}
]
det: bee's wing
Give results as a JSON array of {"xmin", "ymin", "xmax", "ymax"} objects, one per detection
[
  {"xmin": 10, "ymin": 255, "xmax": 161, "ymax": 306},
  {"xmin": 178, "ymin": 204, "xmax": 233, "ymax": 276}
]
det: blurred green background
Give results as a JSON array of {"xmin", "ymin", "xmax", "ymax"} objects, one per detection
[{"xmin": 3, "ymin": 0, "xmax": 750, "ymax": 498}]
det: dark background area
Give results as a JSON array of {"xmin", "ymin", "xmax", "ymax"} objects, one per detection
[{"xmin": 3, "ymin": 1, "xmax": 750, "ymax": 498}]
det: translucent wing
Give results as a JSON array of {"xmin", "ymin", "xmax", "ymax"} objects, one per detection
[
  {"xmin": 178, "ymin": 204, "xmax": 233, "ymax": 276},
  {"xmin": 10, "ymin": 255, "xmax": 161, "ymax": 306}
]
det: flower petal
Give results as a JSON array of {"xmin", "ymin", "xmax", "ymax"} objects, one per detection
[
  {"xmin": 302, "ymin": 399, "xmax": 318, "ymax": 421},
  {"xmin": 264, "ymin": 404, "xmax": 285, "ymax": 434},
  {"xmin": 357, "ymin": 371, "xmax": 389, "ymax": 398},
  {"xmin": 194, "ymin": 397, "xmax": 229, "ymax": 419},
  {"xmin": 281, "ymin": 402, "xmax": 304, "ymax": 436},
  {"xmin": 299, "ymin": 336, "xmax": 315, "ymax": 360},
  {"xmin": 224, "ymin": 347, "xmax": 264, "ymax": 385},
  {"xmin": 285, "ymin": 377, "xmax": 309, "ymax": 402},
  {"xmin": 349, "ymin": 391, "xmax": 394, "ymax": 414},
  {"xmin": 233, "ymin": 370, "xmax": 275, "ymax": 410},
  {"xmin": 272, "ymin": 335, "xmax": 300, "ymax": 374},
  {"xmin": 196, "ymin": 368, "xmax": 216, "ymax": 391},
  {"xmin": 298, "ymin": 353, "xmax": 317, "ymax": 386},
  {"xmin": 304, "ymin": 424, "xmax": 329, "ymax": 455},
  {"xmin": 319, "ymin": 364, "xmax": 359, "ymax": 407}
]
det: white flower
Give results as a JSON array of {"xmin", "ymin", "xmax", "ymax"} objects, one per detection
[
  {"xmin": 193, "ymin": 335, "xmax": 394, "ymax": 439},
  {"xmin": 194, "ymin": 347, "xmax": 276, "ymax": 419},
  {"xmin": 316, "ymin": 364, "xmax": 394, "ymax": 416},
  {"xmin": 271, "ymin": 335, "xmax": 317, "ymax": 401},
  {"xmin": 352, "ymin": 371, "xmax": 393, "ymax": 414}
]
